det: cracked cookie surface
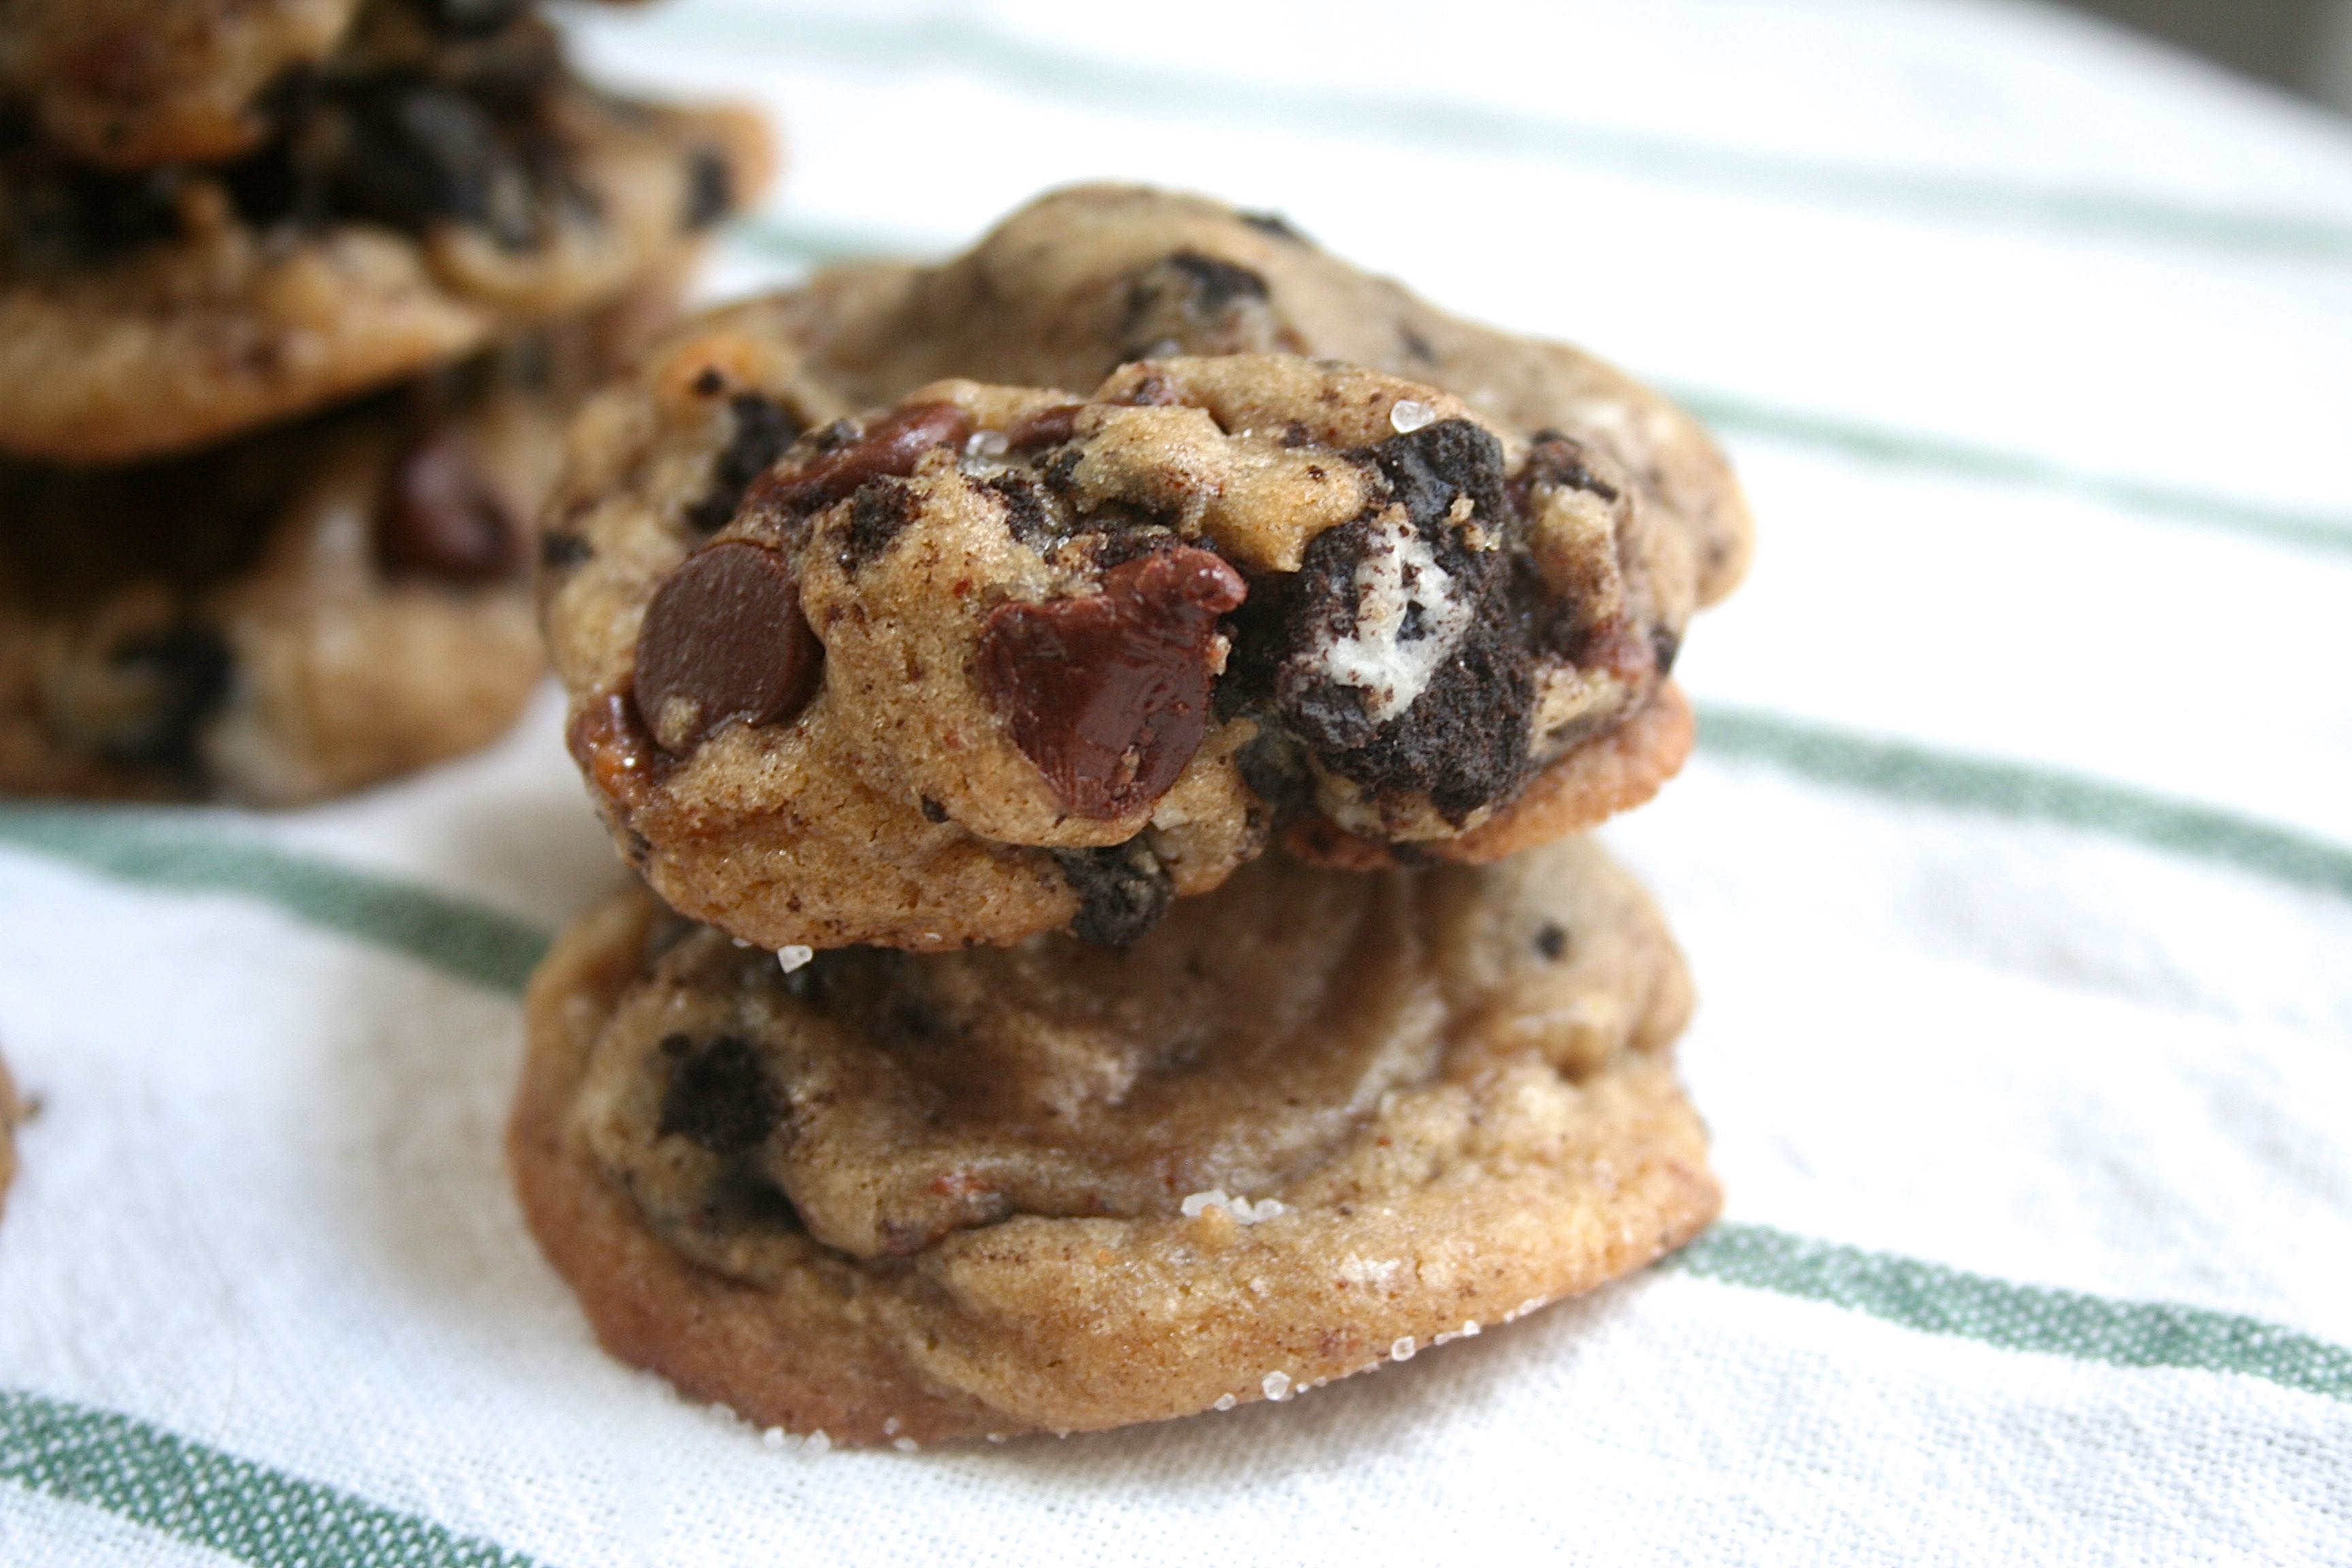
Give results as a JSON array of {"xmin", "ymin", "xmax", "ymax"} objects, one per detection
[{"xmin": 510, "ymin": 836, "xmax": 1719, "ymax": 1445}]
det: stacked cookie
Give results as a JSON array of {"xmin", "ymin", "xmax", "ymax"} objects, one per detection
[
  {"xmin": 0, "ymin": 0, "xmax": 769, "ymax": 801},
  {"xmin": 515, "ymin": 186, "xmax": 1753, "ymax": 1444}
]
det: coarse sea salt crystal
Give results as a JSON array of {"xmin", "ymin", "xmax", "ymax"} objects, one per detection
[
  {"xmin": 804, "ymin": 1430, "xmax": 831, "ymax": 1455},
  {"xmin": 1213, "ymin": 1394, "xmax": 1237, "ymax": 1412},
  {"xmin": 964, "ymin": 429, "xmax": 1009, "ymax": 459},
  {"xmin": 777, "ymin": 945, "xmax": 814, "ymax": 973},
  {"xmin": 1262, "ymin": 1371, "xmax": 1293, "ymax": 1402},
  {"xmin": 1181, "ymin": 1189, "xmax": 1288, "ymax": 1224},
  {"xmin": 1389, "ymin": 398, "xmax": 1436, "ymax": 434},
  {"xmin": 1390, "ymin": 1336, "xmax": 1416, "ymax": 1362},
  {"xmin": 762, "ymin": 1428, "xmax": 786, "ymax": 1449},
  {"xmin": 894, "ymin": 1438, "xmax": 919, "ymax": 1453}
]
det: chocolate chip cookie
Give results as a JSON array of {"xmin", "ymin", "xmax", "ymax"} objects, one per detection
[
  {"xmin": 0, "ymin": 294, "xmax": 660, "ymax": 802},
  {"xmin": 549, "ymin": 344, "xmax": 1706, "ymax": 950},
  {"xmin": 510, "ymin": 836, "xmax": 1718, "ymax": 1445},
  {"xmin": 0, "ymin": 10, "xmax": 769, "ymax": 463}
]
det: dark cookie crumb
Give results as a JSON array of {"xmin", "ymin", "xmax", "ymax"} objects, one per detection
[
  {"xmin": 919, "ymin": 796, "xmax": 949, "ymax": 823},
  {"xmin": 1053, "ymin": 838, "xmax": 1173, "ymax": 946},
  {"xmin": 1163, "ymin": 250, "xmax": 1269, "ymax": 315},
  {"xmin": 981, "ymin": 472, "xmax": 1056, "ymax": 546},
  {"xmin": 540, "ymin": 531, "xmax": 593, "ymax": 570},
  {"xmin": 1239, "ymin": 210, "xmax": 1309, "ymax": 244},
  {"xmin": 840, "ymin": 478, "xmax": 917, "ymax": 572},
  {"xmin": 684, "ymin": 394, "xmax": 800, "ymax": 534},
  {"xmin": 656, "ymin": 1033, "xmax": 779, "ymax": 1154},
  {"xmin": 681, "ymin": 146, "xmax": 732, "ymax": 231},
  {"xmin": 1535, "ymin": 921, "xmax": 1569, "ymax": 962},
  {"xmin": 1652, "ymin": 626, "xmax": 1680, "ymax": 678}
]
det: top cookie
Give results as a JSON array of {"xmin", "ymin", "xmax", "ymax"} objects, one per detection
[
  {"xmin": 0, "ymin": 0, "xmax": 635, "ymax": 171},
  {"xmin": 0, "ymin": 7, "xmax": 769, "ymax": 463},
  {"xmin": 540, "ymin": 186, "xmax": 1750, "ymax": 953}
]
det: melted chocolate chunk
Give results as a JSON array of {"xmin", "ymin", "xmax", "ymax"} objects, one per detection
[
  {"xmin": 839, "ymin": 478, "xmax": 916, "ymax": 572},
  {"xmin": 634, "ymin": 541, "xmax": 822, "ymax": 753},
  {"xmin": 1053, "ymin": 838, "xmax": 1173, "ymax": 946},
  {"xmin": 377, "ymin": 427, "xmax": 523, "ymax": 583},
  {"xmin": 1006, "ymin": 404, "xmax": 1081, "ymax": 451},
  {"xmin": 681, "ymin": 146, "xmax": 731, "ymax": 231},
  {"xmin": 977, "ymin": 547, "xmax": 1246, "ymax": 820},
  {"xmin": 103, "ymin": 627, "xmax": 231, "ymax": 770},
  {"xmin": 657, "ymin": 1033, "xmax": 779, "ymax": 1154},
  {"xmin": 755, "ymin": 402, "xmax": 973, "ymax": 517},
  {"xmin": 683, "ymin": 393, "xmax": 799, "ymax": 534}
]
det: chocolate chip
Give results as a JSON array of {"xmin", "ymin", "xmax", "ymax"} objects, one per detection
[
  {"xmin": 839, "ymin": 478, "xmax": 916, "ymax": 572},
  {"xmin": 102, "ymin": 627, "xmax": 231, "ymax": 769},
  {"xmin": 754, "ymin": 402, "xmax": 973, "ymax": 517},
  {"xmin": 1165, "ymin": 250, "xmax": 1269, "ymax": 314},
  {"xmin": 634, "ymin": 541, "xmax": 822, "ymax": 753},
  {"xmin": 539, "ymin": 532, "xmax": 592, "ymax": 571},
  {"xmin": 377, "ymin": 428, "xmax": 523, "ymax": 583},
  {"xmin": 684, "ymin": 393, "xmax": 800, "ymax": 534},
  {"xmin": 978, "ymin": 547, "xmax": 1245, "ymax": 820},
  {"xmin": 1053, "ymin": 838, "xmax": 1173, "ymax": 946},
  {"xmin": 681, "ymin": 146, "xmax": 731, "ymax": 231},
  {"xmin": 657, "ymin": 1034, "xmax": 779, "ymax": 1154},
  {"xmin": 1535, "ymin": 921, "xmax": 1569, "ymax": 962},
  {"xmin": 1652, "ymin": 625, "xmax": 1681, "ymax": 678},
  {"xmin": 1006, "ymin": 404, "xmax": 1081, "ymax": 451},
  {"xmin": 919, "ymin": 796, "xmax": 948, "ymax": 823}
]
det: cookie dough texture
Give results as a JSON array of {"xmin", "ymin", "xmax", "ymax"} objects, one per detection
[
  {"xmin": 0, "ymin": 11, "xmax": 771, "ymax": 463},
  {"xmin": 0, "ymin": 300, "xmax": 659, "ymax": 802},
  {"xmin": 542, "ymin": 185, "xmax": 1746, "ymax": 951},
  {"xmin": 510, "ymin": 836, "xmax": 1720, "ymax": 1445}
]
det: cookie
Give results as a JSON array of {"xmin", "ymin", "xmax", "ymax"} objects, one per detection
[
  {"xmin": 0, "ymin": 290, "xmax": 664, "ymax": 802},
  {"xmin": 510, "ymin": 836, "xmax": 1719, "ymax": 1445},
  {"xmin": 549, "ymin": 346, "xmax": 1710, "ymax": 950},
  {"xmin": 0, "ymin": 1051, "xmax": 18, "ymax": 1223},
  {"xmin": 0, "ymin": 0, "xmax": 642, "ymax": 172},
  {"xmin": 0, "ymin": 16, "xmax": 770, "ymax": 463}
]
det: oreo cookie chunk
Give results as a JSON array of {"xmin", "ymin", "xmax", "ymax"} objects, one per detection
[
  {"xmin": 0, "ymin": 17, "xmax": 771, "ymax": 465},
  {"xmin": 547, "ymin": 338, "xmax": 1706, "ymax": 953},
  {"xmin": 0, "ymin": 299, "xmax": 657, "ymax": 803},
  {"xmin": 512, "ymin": 836, "xmax": 1719, "ymax": 1446}
]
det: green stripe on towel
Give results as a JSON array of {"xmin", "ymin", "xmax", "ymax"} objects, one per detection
[
  {"xmin": 666, "ymin": 2, "xmax": 2352, "ymax": 264},
  {"xmin": 1694, "ymin": 704, "xmax": 2352, "ymax": 904},
  {"xmin": 0, "ymin": 811, "xmax": 548, "ymax": 996},
  {"xmin": 0, "ymin": 1390, "xmax": 538, "ymax": 1568},
  {"xmin": 1679, "ymin": 1224, "xmax": 2352, "ymax": 1403}
]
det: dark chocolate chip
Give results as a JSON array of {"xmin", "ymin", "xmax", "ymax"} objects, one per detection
[
  {"xmin": 753, "ymin": 402, "xmax": 973, "ymax": 517},
  {"xmin": 681, "ymin": 146, "xmax": 731, "ymax": 231},
  {"xmin": 1006, "ymin": 404, "xmax": 1081, "ymax": 451},
  {"xmin": 977, "ymin": 547, "xmax": 1245, "ymax": 820},
  {"xmin": 634, "ymin": 541, "xmax": 822, "ymax": 753},
  {"xmin": 1535, "ymin": 921, "xmax": 1569, "ymax": 962},
  {"xmin": 657, "ymin": 1034, "xmax": 779, "ymax": 1154},
  {"xmin": 839, "ymin": 478, "xmax": 916, "ymax": 572},
  {"xmin": 1164, "ymin": 250, "xmax": 1269, "ymax": 314},
  {"xmin": 684, "ymin": 393, "xmax": 800, "ymax": 534},
  {"xmin": 418, "ymin": 0, "xmax": 529, "ymax": 39},
  {"xmin": 101, "ymin": 626, "xmax": 231, "ymax": 769},
  {"xmin": 1053, "ymin": 838, "xmax": 1173, "ymax": 946},
  {"xmin": 377, "ymin": 427, "xmax": 523, "ymax": 583},
  {"xmin": 539, "ymin": 531, "xmax": 593, "ymax": 570},
  {"xmin": 1652, "ymin": 625, "xmax": 1681, "ymax": 678}
]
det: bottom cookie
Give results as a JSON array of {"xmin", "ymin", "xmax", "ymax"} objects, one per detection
[
  {"xmin": 0, "ymin": 291, "xmax": 669, "ymax": 803},
  {"xmin": 510, "ymin": 838, "xmax": 1720, "ymax": 1445}
]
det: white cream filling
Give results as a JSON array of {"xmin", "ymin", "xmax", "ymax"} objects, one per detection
[{"xmin": 1311, "ymin": 512, "xmax": 1473, "ymax": 725}]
